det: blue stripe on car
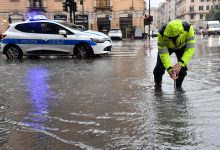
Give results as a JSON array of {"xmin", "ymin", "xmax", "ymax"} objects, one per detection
[{"xmin": 2, "ymin": 39, "xmax": 97, "ymax": 46}]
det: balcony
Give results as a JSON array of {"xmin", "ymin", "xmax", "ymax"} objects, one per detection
[
  {"xmin": 94, "ymin": 0, "xmax": 112, "ymax": 11},
  {"xmin": 27, "ymin": 0, "xmax": 46, "ymax": 12}
]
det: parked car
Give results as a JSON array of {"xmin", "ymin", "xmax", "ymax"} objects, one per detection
[
  {"xmin": 108, "ymin": 29, "xmax": 123, "ymax": 40},
  {"xmin": 0, "ymin": 17, "xmax": 112, "ymax": 59},
  {"xmin": 134, "ymin": 26, "xmax": 142, "ymax": 39},
  {"xmin": 202, "ymin": 20, "xmax": 220, "ymax": 36}
]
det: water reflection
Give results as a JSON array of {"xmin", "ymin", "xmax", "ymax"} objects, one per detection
[
  {"xmin": 0, "ymin": 101, "xmax": 10, "ymax": 146},
  {"xmin": 17, "ymin": 66, "xmax": 54, "ymax": 149},
  {"xmin": 154, "ymin": 90, "xmax": 195, "ymax": 149},
  {"xmin": 23, "ymin": 66, "xmax": 53, "ymax": 130},
  {"xmin": 207, "ymin": 36, "xmax": 220, "ymax": 47}
]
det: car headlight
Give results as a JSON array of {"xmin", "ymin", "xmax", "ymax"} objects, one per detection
[{"xmin": 90, "ymin": 38, "xmax": 105, "ymax": 43}]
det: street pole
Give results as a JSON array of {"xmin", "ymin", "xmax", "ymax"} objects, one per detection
[
  {"xmin": 148, "ymin": 0, "xmax": 151, "ymax": 41},
  {"xmin": 70, "ymin": 6, "xmax": 73, "ymax": 23},
  {"xmin": 82, "ymin": 0, "xmax": 84, "ymax": 28},
  {"xmin": 73, "ymin": 0, "xmax": 76, "ymax": 24},
  {"xmin": 73, "ymin": 5, "xmax": 76, "ymax": 24}
]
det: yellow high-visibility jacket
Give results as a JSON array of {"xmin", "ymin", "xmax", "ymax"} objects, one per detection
[{"xmin": 157, "ymin": 20, "xmax": 195, "ymax": 70}]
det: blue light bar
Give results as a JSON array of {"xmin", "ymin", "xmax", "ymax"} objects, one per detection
[{"xmin": 29, "ymin": 15, "xmax": 47, "ymax": 21}]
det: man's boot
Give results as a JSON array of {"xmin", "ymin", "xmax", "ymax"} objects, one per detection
[
  {"xmin": 176, "ymin": 76, "xmax": 185, "ymax": 88},
  {"xmin": 154, "ymin": 74, "xmax": 163, "ymax": 84},
  {"xmin": 154, "ymin": 75, "xmax": 163, "ymax": 91}
]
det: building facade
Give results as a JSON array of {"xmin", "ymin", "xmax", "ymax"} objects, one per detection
[
  {"xmin": 176, "ymin": 0, "xmax": 216, "ymax": 29},
  {"xmin": 149, "ymin": 0, "xmax": 219, "ymax": 31},
  {"xmin": 167, "ymin": 0, "xmax": 176, "ymax": 21},
  {"xmin": 158, "ymin": 2, "xmax": 169, "ymax": 27},
  {"xmin": 0, "ymin": 0, "xmax": 146, "ymax": 38},
  {"xmin": 149, "ymin": 7, "xmax": 159, "ymax": 30},
  {"xmin": 172, "ymin": 0, "xmax": 220, "ymax": 29}
]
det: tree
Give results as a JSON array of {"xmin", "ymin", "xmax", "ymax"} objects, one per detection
[
  {"xmin": 206, "ymin": 1, "xmax": 220, "ymax": 21},
  {"xmin": 214, "ymin": 9, "xmax": 220, "ymax": 20},
  {"xmin": 205, "ymin": 0, "xmax": 220, "ymax": 20}
]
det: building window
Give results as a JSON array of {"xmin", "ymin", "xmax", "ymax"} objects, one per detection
[
  {"xmin": 28, "ymin": 0, "xmax": 43, "ymax": 8},
  {"xmin": 191, "ymin": 0, "xmax": 194, "ymax": 2},
  {"xmin": 200, "ymin": 0, "xmax": 204, "ymax": 2},
  {"xmin": 96, "ymin": 0, "xmax": 110, "ymax": 7},
  {"xmin": 207, "ymin": 0, "xmax": 210, "ymax": 1},
  {"xmin": 206, "ymin": 5, "xmax": 210, "ymax": 10},
  {"xmin": 190, "ymin": 6, "xmax": 194, "ymax": 12},
  {"xmin": 190, "ymin": 14, "xmax": 194, "ymax": 20},
  {"xmin": 199, "ymin": 6, "xmax": 203, "ymax": 11},
  {"xmin": 200, "ymin": 14, "xmax": 203, "ymax": 19}
]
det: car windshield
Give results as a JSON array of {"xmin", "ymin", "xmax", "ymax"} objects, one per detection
[
  {"xmin": 59, "ymin": 22, "xmax": 86, "ymax": 31},
  {"xmin": 209, "ymin": 23, "xmax": 220, "ymax": 28}
]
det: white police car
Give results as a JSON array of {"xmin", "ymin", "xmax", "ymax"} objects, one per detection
[{"xmin": 0, "ymin": 17, "xmax": 112, "ymax": 59}]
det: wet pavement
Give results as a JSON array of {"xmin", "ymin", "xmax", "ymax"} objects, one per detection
[{"xmin": 0, "ymin": 36, "xmax": 220, "ymax": 149}]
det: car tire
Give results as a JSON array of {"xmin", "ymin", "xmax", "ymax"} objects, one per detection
[
  {"xmin": 75, "ymin": 44, "xmax": 92, "ymax": 59},
  {"xmin": 5, "ymin": 45, "xmax": 23, "ymax": 59}
]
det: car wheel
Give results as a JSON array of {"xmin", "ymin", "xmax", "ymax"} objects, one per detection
[
  {"xmin": 5, "ymin": 45, "xmax": 23, "ymax": 59},
  {"xmin": 75, "ymin": 44, "xmax": 92, "ymax": 59}
]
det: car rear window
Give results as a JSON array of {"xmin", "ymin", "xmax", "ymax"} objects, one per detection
[
  {"xmin": 15, "ymin": 23, "xmax": 39, "ymax": 33},
  {"xmin": 110, "ymin": 29, "xmax": 120, "ymax": 31}
]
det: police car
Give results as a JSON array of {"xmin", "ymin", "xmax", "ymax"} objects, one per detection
[{"xmin": 0, "ymin": 16, "xmax": 112, "ymax": 59}]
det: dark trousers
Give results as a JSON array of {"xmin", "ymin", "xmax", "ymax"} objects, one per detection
[{"xmin": 153, "ymin": 46, "xmax": 188, "ymax": 84}]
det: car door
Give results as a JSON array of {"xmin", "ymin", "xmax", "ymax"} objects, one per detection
[
  {"xmin": 14, "ymin": 22, "xmax": 43, "ymax": 52},
  {"xmin": 39, "ymin": 22, "xmax": 73, "ymax": 55}
]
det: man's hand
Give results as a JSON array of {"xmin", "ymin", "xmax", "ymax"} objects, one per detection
[
  {"xmin": 173, "ymin": 63, "xmax": 182, "ymax": 75},
  {"xmin": 168, "ymin": 67, "xmax": 179, "ymax": 80}
]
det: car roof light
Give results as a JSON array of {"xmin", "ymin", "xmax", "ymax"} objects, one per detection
[{"xmin": 29, "ymin": 15, "xmax": 47, "ymax": 21}]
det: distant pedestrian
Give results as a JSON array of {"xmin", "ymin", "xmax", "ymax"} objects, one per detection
[{"xmin": 153, "ymin": 19, "xmax": 195, "ymax": 89}]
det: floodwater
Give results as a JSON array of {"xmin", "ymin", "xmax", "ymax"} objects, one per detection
[{"xmin": 0, "ymin": 36, "xmax": 220, "ymax": 149}]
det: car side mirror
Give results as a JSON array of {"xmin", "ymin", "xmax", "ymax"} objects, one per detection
[{"xmin": 59, "ymin": 30, "xmax": 67, "ymax": 37}]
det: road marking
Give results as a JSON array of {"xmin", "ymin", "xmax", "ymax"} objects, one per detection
[{"xmin": 109, "ymin": 46, "xmax": 140, "ymax": 57}]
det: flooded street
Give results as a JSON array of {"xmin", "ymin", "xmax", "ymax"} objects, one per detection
[{"xmin": 1, "ymin": 36, "xmax": 220, "ymax": 149}]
